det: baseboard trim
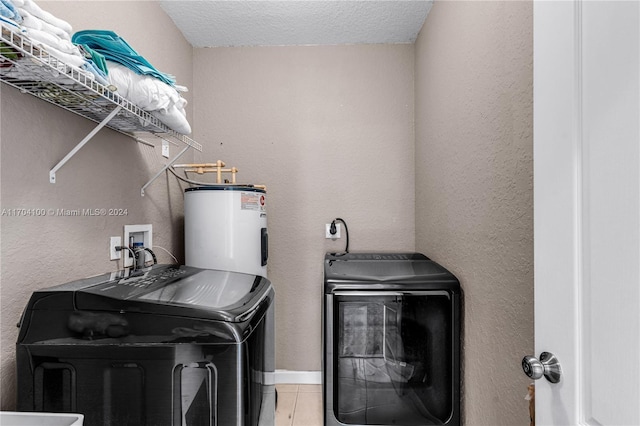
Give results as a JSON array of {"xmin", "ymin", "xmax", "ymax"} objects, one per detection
[{"xmin": 275, "ymin": 370, "xmax": 322, "ymax": 384}]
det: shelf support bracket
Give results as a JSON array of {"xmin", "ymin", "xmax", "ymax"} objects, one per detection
[
  {"xmin": 50, "ymin": 105, "xmax": 123, "ymax": 183},
  {"xmin": 141, "ymin": 145, "xmax": 191, "ymax": 197}
]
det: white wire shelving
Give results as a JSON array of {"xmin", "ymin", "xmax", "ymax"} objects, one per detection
[{"xmin": 0, "ymin": 23, "xmax": 202, "ymax": 195}]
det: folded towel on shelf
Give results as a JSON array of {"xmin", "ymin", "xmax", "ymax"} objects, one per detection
[
  {"xmin": 4, "ymin": 0, "xmax": 111, "ymax": 85},
  {"xmin": 14, "ymin": 0, "xmax": 72, "ymax": 34},
  {"xmin": 76, "ymin": 43, "xmax": 107, "ymax": 75},
  {"xmin": 34, "ymin": 41, "xmax": 85, "ymax": 68},
  {"xmin": 150, "ymin": 104, "xmax": 191, "ymax": 136},
  {"xmin": 80, "ymin": 61, "xmax": 109, "ymax": 86},
  {"xmin": 0, "ymin": 0, "xmax": 21, "ymax": 23},
  {"xmin": 16, "ymin": 0, "xmax": 79, "ymax": 61},
  {"xmin": 2, "ymin": 2, "xmax": 190, "ymax": 135},
  {"xmin": 0, "ymin": 6, "xmax": 97, "ymax": 85},
  {"xmin": 17, "ymin": 23, "xmax": 86, "ymax": 69},
  {"xmin": 72, "ymin": 30, "xmax": 175, "ymax": 86},
  {"xmin": 0, "ymin": 13, "xmax": 21, "ymax": 28},
  {"xmin": 18, "ymin": 6, "xmax": 70, "ymax": 41},
  {"xmin": 106, "ymin": 61, "xmax": 180, "ymax": 111},
  {"xmin": 23, "ymin": 27, "xmax": 79, "ymax": 55},
  {"xmin": 106, "ymin": 60, "xmax": 191, "ymax": 135}
]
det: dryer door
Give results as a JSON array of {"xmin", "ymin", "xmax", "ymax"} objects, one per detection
[{"xmin": 326, "ymin": 291, "xmax": 457, "ymax": 426}]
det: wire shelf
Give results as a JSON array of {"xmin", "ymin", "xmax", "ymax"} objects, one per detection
[{"xmin": 0, "ymin": 23, "xmax": 202, "ymax": 151}]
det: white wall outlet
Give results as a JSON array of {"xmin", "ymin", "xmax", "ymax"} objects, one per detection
[
  {"xmin": 326, "ymin": 223, "xmax": 341, "ymax": 239},
  {"xmin": 162, "ymin": 140, "xmax": 170, "ymax": 158},
  {"xmin": 110, "ymin": 236, "xmax": 122, "ymax": 260},
  {"xmin": 123, "ymin": 224, "xmax": 153, "ymax": 267}
]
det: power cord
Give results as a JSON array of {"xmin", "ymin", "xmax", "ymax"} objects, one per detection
[
  {"xmin": 330, "ymin": 217, "xmax": 349, "ymax": 254},
  {"xmin": 153, "ymin": 245, "xmax": 179, "ymax": 264},
  {"xmin": 115, "ymin": 246, "xmax": 136, "ymax": 268},
  {"xmin": 116, "ymin": 246, "xmax": 157, "ymax": 269},
  {"xmin": 137, "ymin": 247, "xmax": 158, "ymax": 265}
]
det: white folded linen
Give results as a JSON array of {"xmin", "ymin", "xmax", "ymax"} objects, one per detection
[
  {"xmin": 18, "ymin": 7, "xmax": 71, "ymax": 41},
  {"xmin": 151, "ymin": 104, "xmax": 191, "ymax": 135},
  {"xmin": 18, "ymin": 0, "xmax": 72, "ymax": 34},
  {"xmin": 107, "ymin": 60, "xmax": 191, "ymax": 134},
  {"xmin": 23, "ymin": 27, "xmax": 80, "ymax": 55},
  {"xmin": 35, "ymin": 41, "xmax": 86, "ymax": 68}
]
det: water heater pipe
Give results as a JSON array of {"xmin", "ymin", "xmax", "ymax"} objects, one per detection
[{"xmin": 173, "ymin": 161, "xmax": 238, "ymax": 183}]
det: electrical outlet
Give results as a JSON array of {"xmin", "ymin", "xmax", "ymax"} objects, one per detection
[
  {"xmin": 110, "ymin": 236, "xmax": 122, "ymax": 260},
  {"xmin": 326, "ymin": 223, "xmax": 341, "ymax": 239},
  {"xmin": 162, "ymin": 140, "xmax": 170, "ymax": 158}
]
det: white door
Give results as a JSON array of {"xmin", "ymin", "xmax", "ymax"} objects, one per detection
[{"xmin": 533, "ymin": 0, "xmax": 640, "ymax": 424}]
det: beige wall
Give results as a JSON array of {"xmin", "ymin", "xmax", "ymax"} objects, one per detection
[
  {"xmin": 415, "ymin": 1, "xmax": 534, "ymax": 425},
  {"xmin": 1, "ymin": 1, "xmax": 536, "ymax": 422},
  {"xmin": 192, "ymin": 44, "xmax": 416, "ymax": 370},
  {"xmin": 0, "ymin": 1, "xmax": 193, "ymax": 410}
]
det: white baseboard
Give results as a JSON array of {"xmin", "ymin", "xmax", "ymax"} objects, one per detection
[{"xmin": 275, "ymin": 370, "xmax": 322, "ymax": 385}]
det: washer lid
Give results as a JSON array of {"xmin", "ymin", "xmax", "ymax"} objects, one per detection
[
  {"xmin": 74, "ymin": 265, "xmax": 272, "ymax": 323},
  {"xmin": 324, "ymin": 252, "xmax": 459, "ymax": 291},
  {"xmin": 139, "ymin": 269, "xmax": 256, "ymax": 309}
]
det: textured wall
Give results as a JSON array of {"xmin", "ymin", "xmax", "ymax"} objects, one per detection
[
  {"xmin": 1, "ymin": 1, "xmax": 535, "ymax": 420},
  {"xmin": 414, "ymin": 1, "xmax": 534, "ymax": 425},
  {"xmin": 192, "ymin": 44, "xmax": 416, "ymax": 371},
  {"xmin": 0, "ymin": 1, "xmax": 193, "ymax": 410}
]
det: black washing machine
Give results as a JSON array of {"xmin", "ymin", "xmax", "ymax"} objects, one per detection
[
  {"xmin": 16, "ymin": 264, "xmax": 275, "ymax": 426},
  {"xmin": 323, "ymin": 252, "xmax": 461, "ymax": 426}
]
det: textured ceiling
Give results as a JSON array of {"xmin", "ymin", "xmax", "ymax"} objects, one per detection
[{"xmin": 159, "ymin": 1, "xmax": 433, "ymax": 48}]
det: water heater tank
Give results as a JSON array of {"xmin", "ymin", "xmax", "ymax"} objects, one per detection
[{"xmin": 184, "ymin": 186, "xmax": 268, "ymax": 277}]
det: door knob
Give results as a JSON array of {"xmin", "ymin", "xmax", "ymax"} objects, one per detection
[{"xmin": 522, "ymin": 352, "xmax": 561, "ymax": 383}]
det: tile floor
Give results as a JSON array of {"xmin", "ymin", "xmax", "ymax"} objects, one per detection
[{"xmin": 275, "ymin": 384, "xmax": 323, "ymax": 426}]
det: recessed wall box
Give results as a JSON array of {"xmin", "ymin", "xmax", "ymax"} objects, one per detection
[{"xmin": 123, "ymin": 224, "xmax": 152, "ymax": 267}]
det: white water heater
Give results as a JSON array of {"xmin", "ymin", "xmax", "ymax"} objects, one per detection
[{"xmin": 184, "ymin": 186, "xmax": 268, "ymax": 277}]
